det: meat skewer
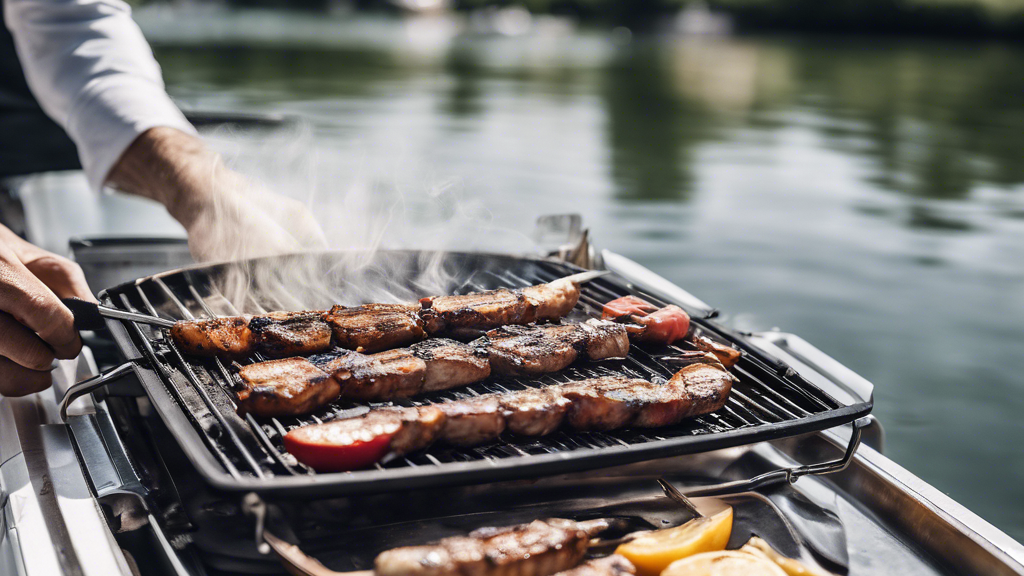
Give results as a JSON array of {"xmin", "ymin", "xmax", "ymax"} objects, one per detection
[
  {"xmin": 169, "ymin": 272, "xmax": 601, "ymax": 359},
  {"xmin": 235, "ymin": 320, "xmax": 629, "ymax": 416},
  {"xmin": 374, "ymin": 519, "xmax": 618, "ymax": 576},
  {"xmin": 264, "ymin": 518, "xmax": 633, "ymax": 576},
  {"xmin": 283, "ymin": 352, "xmax": 734, "ymax": 471}
]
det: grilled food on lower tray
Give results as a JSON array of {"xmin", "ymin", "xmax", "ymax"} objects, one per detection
[
  {"xmin": 374, "ymin": 518, "xmax": 621, "ymax": 576},
  {"xmin": 169, "ymin": 274, "xmax": 589, "ymax": 359},
  {"xmin": 236, "ymin": 320, "xmax": 632, "ymax": 416},
  {"xmin": 283, "ymin": 352, "xmax": 733, "ymax": 471}
]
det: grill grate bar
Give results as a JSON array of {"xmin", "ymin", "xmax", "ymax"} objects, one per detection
[{"xmin": 122, "ymin": 290, "xmax": 246, "ymax": 479}]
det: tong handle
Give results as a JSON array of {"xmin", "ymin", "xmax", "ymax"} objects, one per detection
[{"xmin": 62, "ymin": 297, "xmax": 176, "ymax": 330}]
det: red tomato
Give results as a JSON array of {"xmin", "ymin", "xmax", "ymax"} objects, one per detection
[
  {"xmin": 602, "ymin": 296, "xmax": 659, "ymax": 320},
  {"xmin": 284, "ymin": 427, "xmax": 395, "ymax": 472},
  {"xmin": 636, "ymin": 305, "xmax": 690, "ymax": 344}
]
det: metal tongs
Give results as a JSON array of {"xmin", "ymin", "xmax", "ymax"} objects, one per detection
[{"xmin": 62, "ymin": 297, "xmax": 176, "ymax": 330}]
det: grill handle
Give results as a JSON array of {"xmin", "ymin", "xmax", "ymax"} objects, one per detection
[{"xmin": 58, "ymin": 362, "xmax": 136, "ymax": 421}]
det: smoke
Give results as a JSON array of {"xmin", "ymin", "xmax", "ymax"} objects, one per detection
[{"xmin": 194, "ymin": 121, "xmax": 537, "ymax": 313}]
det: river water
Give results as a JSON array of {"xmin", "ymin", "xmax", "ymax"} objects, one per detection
[{"xmin": 138, "ymin": 8, "xmax": 1024, "ymax": 540}]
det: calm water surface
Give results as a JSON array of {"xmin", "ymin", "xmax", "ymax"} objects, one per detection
[{"xmin": 140, "ymin": 10, "xmax": 1024, "ymax": 539}]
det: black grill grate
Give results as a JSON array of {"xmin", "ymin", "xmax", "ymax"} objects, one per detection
[{"xmin": 99, "ymin": 251, "xmax": 869, "ymax": 496}]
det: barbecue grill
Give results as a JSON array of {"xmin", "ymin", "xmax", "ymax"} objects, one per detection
[{"xmin": 60, "ymin": 250, "xmax": 873, "ymax": 498}]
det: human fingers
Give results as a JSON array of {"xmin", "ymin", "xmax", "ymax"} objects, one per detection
[
  {"xmin": 0, "ymin": 355, "xmax": 52, "ymax": 397},
  {"xmin": 0, "ymin": 249, "xmax": 82, "ymax": 359},
  {"xmin": 23, "ymin": 254, "xmax": 96, "ymax": 302},
  {"xmin": 0, "ymin": 226, "xmax": 96, "ymax": 302},
  {"xmin": 0, "ymin": 311, "xmax": 56, "ymax": 370}
]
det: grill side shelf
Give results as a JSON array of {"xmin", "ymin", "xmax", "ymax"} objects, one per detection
[{"xmin": 97, "ymin": 251, "xmax": 872, "ymax": 497}]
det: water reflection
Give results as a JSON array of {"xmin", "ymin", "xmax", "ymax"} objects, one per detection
[{"xmin": 147, "ymin": 21, "xmax": 1024, "ymax": 540}]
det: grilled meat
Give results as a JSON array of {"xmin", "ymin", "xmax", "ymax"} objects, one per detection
[
  {"xmin": 419, "ymin": 288, "xmax": 531, "ymax": 337},
  {"xmin": 323, "ymin": 303, "xmax": 427, "ymax": 353},
  {"xmin": 412, "ymin": 338, "xmax": 492, "ymax": 392},
  {"xmin": 484, "ymin": 320, "xmax": 629, "ymax": 376},
  {"xmin": 236, "ymin": 357, "xmax": 338, "ymax": 417},
  {"xmin": 248, "ymin": 311, "xmax": 332, "ymax": 358},
  {"xmin": 285, "ymin": 355, "xmax": 733, "ymax": 471},
  {"xmin": 419, "ymin": 276, "xmax": 583, "ymax": 337},
  {"xmin": 438, "ymin": 395, "xmax": 507, "ymax": 446},
  {"xmin": 374, "ymin": 519, "xmax": 592, "ymax": 576},
  {"xmin": 500, "ymin": 388, "xmax": 571, "ymax": 436},
  {"xmin": 316, "ymin": 348, "xmax": 427, "ymax": 400},
  {"xmin": 554, "ymin": 556, "xmax": 636, "ymax": 576},
  {"xmin": 170, "ymin": 274, "xmax": 589, "ymax": 359},
  {"xmin": 233, "ymin": 319, "xmax": 627, "ymax": 411},
  {"xmin": 521, "ymin": 277, "xmax": 581, "ymax": 323},
  {"xmin": 170, "ymin": 316, "xmax": 255, "ymax": 358}
]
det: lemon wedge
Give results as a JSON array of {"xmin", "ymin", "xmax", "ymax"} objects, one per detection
[
  {"xmin": 662, "ymin": 551, "xmax": 787, "ymax": 576},
  {"xmin": 615, "ymin": 507, "xmax": 733, "ymax": 576}
]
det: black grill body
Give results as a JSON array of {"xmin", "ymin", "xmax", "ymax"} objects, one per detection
[{"xmin": 98, "ymin": 251, "xmax": 872, "ymax": 497}]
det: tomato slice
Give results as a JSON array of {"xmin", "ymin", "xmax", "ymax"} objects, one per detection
[
  {"xmin": 602, "ymin": 296, "xmax": 659, "ymax": 320},
  {"xmin": 635, "ymin": 305, "xmax": 690, "ymax": 344},
  {"xmin": 284, "ymin": 425, "xmax": 395, "ymax": 472}
]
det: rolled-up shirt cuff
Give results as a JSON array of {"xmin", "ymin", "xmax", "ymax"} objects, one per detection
[{"xmin": 67, "ymin": 74, "xmax": 197, "ymax": 193}]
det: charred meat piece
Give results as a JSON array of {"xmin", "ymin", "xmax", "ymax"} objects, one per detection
[
  {"xmin": 485, "ymin": 324, "xmax": 582, "ymax": 376},
  {"xmin": 438, "ymin": 395, "xmax": 507, "ymax": 446},
  {"xmin": 375, "ymin": 519, "xmax": 592, "ymax": 576},
  {"xmin": 499, "ymin": 387, "xmax": 570, "ymax": 436},
  {"xmin": 521, "ymin": 277, "xmax": 581, "ymax": 323},
  {"xmin": 236, "ymin": 357, "xmax": 339, "ymax": 417},
  {"xmin": 412, "ymin": 338, "xmax": 492, "ymax": 392},
  {"xmin": 485, "ymin": 320, "xmax": 628, "ymax": 376},
  {"xmin": 323, "ymin": 304, "xmax": 427, "ymax": 353},
  {"xmin": 578, "ymin": 320, "xmax": 630, "ymax": 360},
  {"xmin": 554, "ymin": 556, "xmax": 636, "ymax": 576},
  {"xmin": 560, "ymin": 377, "xmax": 645, "ymax": 431},
  {"xmin": 248, "ymin": 311, "xmax": 332, "ymax": 358},
  {"xmin": 420, "ymin": 289, "xmax": 530, "ymax": 336},
  {"xmin": 170, "ymin": 316, "xmax": 254, "ymax": 358},
  {"xmin": 283, "ymin": 406, "xmax": 445, "ymax": 472},
  {"xmin": 668, "ymin": 352, "xmax": 735, "ymax": 417},
  {"xmin": 315, "ymin": 348, "xmax": 427, "ymax": 401}
]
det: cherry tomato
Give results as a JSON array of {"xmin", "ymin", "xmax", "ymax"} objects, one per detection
[
  {"xmin": 284, "ymin": 426, "xmax": 395, "ymax": 472},
  {"xmin": 602, "ymin": 296, "xmax": 659, "ymax": 320},
  {"xmin": 636, "ymin": 305, "xmax": 690, "ymax": 344}
]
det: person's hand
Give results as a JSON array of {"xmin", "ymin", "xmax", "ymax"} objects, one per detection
[
  {"xmin": 182, "ymin": 168, "xmax": 327, "ymax": 262},
  {"xmin": 109, "ymin": 127, "xmax": 327, "ymax": 263},
  {"xmin": 0, "ymin": 225, "xmax": 93, "ymax": 396}
]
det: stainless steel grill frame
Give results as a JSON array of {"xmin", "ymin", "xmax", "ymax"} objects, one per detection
[{"xmin": 94, "ymin": 251, "xmax": 872, "ymax": 497}]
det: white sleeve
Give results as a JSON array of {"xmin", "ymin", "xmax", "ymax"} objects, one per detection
[{"xmin": 3, "ymin": 0, "xmax": 197, "ymax": 192}]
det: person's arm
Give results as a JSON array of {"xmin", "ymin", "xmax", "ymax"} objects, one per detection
[
  {"xmin": 4, "ymin": 0, "xmax": 196, "ymax": 193},
  {"xmin": 5, "ymin": 0, "xmax": 325, "ymax": 261}
]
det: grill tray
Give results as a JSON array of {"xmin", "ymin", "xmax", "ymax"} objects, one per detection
[{"xmin": 98, "ymin": 251, "xmax": 872, "ymax": 497}]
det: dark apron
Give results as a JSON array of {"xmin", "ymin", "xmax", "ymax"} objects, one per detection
[{"xmin": 0, "ymin": 1, "xmax": 82, "ymax": 178}]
